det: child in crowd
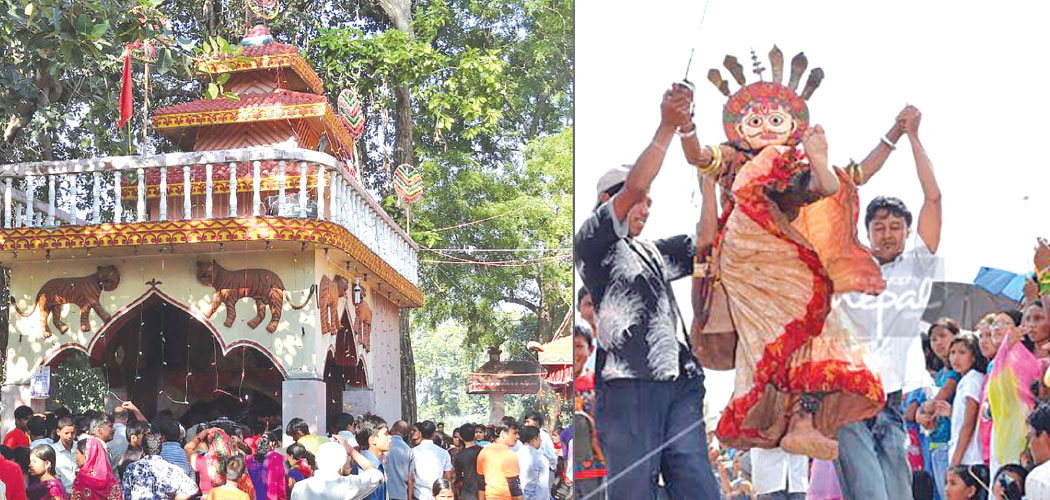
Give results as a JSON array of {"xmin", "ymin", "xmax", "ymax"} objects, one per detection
[
  {"xmin": 433, "ymin": 479, "xmax": 455, "ymax": 500},
  {"xmin": 205, "ymin": 454, "xmax": 250, "ymax": 500},
  {"xmin": 976, "ymin": 314, "xmax": 998, "ymax": 469},
  {"xmin": 285, "ymin": 443, "xmax": 314, "ymax": 495},
  {"xmin": 945, "ymin": 464, "xmax": 989, "ymax": 500},
  {"xmin": 920, "ymin": 318, "xmax": 962, "ymax": 499},
  {"xmin": 946, "ymin": 334, "xmax": 986, "ymax": 467}
]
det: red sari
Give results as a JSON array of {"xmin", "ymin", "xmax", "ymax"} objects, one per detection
[{"xmin": 70, "ymin": 438, "xmax": 122, "ymax": 500}]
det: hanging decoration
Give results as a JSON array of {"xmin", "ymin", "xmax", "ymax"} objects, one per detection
[
  {"xmin": 337, "ymin": 88, "xmax": 365, "ymax": 174},
  {"xmin": 337, "ymin": 89, "xmax": 366, "ymax": 139},
  {"xmin": 393, "ymin": 163, "xmax": 423, "ymax": 232},
  {"xmin": 393, "ymin": 164, "xmax": 424, "ymax": 204},
  {"xmin": 247, "ymin": 0, "xmax": 281, "ymax": 20}
]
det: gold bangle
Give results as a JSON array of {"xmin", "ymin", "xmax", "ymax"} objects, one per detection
[
  {"xmin": 846, "ymin": 160, "xmax": 868, "ymax": 186},
  {"xmin": 699, "ymin": 145, "xmax": 723, "ymax": 176}
]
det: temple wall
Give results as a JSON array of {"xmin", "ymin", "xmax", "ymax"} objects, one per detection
[
  {"xmin": 5, "ymin": 250, "xmax": 321, "ymax": 386},
  {"xmin": 316, "ymin": 255, "xmax": 403, "ymax": 423},
  {"xmin": 370, "ymin": 293, "xmax": 402, "ymax": 422}
]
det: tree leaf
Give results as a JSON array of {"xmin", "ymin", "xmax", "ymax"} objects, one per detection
[
  {"xmin": 90, "ymin": 22, "xmax": 109, "ymax": 39},
  {"xmin": 206, "ymin": 83, "xmax": 219, "ymax": 99},
  {"xmin": 76, "ymin": 14, "xmax": 91, "ymax": 34},
  {"xmin": 222, "ymin": 91, "xmax": 240, "ymax": 101},
  {"xmin": 24, "ymin": 3, "xmax": 33, "ymax": 17},
  {"xmin": 216, "ymin": 72, "xmax": 230, "ymax": 85}
]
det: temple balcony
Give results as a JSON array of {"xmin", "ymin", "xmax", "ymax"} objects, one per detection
[{"xmin": 0, "ymin": 146, "xmax": 421, "ymax": 307}]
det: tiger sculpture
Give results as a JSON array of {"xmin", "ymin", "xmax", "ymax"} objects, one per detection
[
  {"xmin": 196, "ymin": 260, "xmax": 316, "ymax": 333},
  {"xmin": 318, "ymin": 274, "xmax": 349, "ymax": 336},
  {"xmin": 11, "ymin": 265, "xmax": 121, "ymax": 338}
]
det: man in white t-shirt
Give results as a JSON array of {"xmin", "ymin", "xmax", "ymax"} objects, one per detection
[
  {"xmin": 410, "ymin": 421, "xmax": 453, "ymax": 500},
  {"xmin": 750, "ymin": 447, "xmax": 807, "ymax": 500},
  {"xmin": 835, "ymin": 105, "xmax": 942, "ymax": 500},
  {"xmin": 1026, "ymin": 404, "xmax": 1050, "ymax": 498}
]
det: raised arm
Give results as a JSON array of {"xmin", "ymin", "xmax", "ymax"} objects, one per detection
[
  {"xmin": 847, "ymin": 111, "xmax": 906, "ymax": 185},
  {"xmin": 120, "ymin": 401, "xmax": 147, "ymax": 423},
  {"xmin": 612, "ymin": 84, "xmax": 692, "ymax": 221},
  {"xmin": 901, "ymin": 106, "xmax": 941, "ymax": 253}
]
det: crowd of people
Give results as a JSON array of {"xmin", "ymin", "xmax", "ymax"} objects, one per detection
[
  {"xmin": 572, "ymin": 53, "xmax": 1050, "ymax": 500},
  {"xmin": 0, "ymin": 403, "xmax": 570, "ymax": 500}
]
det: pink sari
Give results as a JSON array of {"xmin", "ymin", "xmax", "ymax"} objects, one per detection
[{"xmin": 70, "ymin": 437, "xmax": 123, "ymax": 500}]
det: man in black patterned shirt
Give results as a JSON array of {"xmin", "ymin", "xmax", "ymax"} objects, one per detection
[{"xmin": 574, "ymin": 84, "xmax": 719, "ymax": 499}]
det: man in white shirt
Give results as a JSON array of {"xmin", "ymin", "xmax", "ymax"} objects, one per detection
[
  {"xmin": 522, "ymin": 413, "xmax": 557, "ymax": 474},
  {"xmin": 410, "ymin": 421, "xmax": 453, "ymax": 500},
  {"xmin": 290, "ymin": 441, "xmax": 383, "ymax": 500},
  {"xmin": 836, "ymin": 106, "xmax": 942, "ymax": 500},
  {"xmin": 750, "ymin": 448, "xmax": 807, "ymax": 500},
  {"xmin": 516, "ymin": 426, "xmax": 550, "ymax": 500}
]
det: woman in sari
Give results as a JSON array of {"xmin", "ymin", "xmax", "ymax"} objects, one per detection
[
  {"xmin": 246, "ymin": 431, "xmax": 286, "ymax": 500},
  {"xmin": 70, "ymin": 437, "xmax": 122, "ymax": 500},
  {"xmin": 678, "ymin": 46, "xmax": 887, "ymax": 459},
  {"xmin": 27, "ymin": 445, "xmax": 67, "ymax": 500}
]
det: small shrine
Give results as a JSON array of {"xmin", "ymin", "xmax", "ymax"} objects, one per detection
[
  {"xmin": 0, "ymin": 17, "xmax": 421, "ymax": 436},
  {"xmin": 466, "ymin": 346, "xmax": 542, "ymax": 424}
]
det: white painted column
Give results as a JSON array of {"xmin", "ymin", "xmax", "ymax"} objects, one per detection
[
  {"xmin": 229, "ymin": 163, "xmax": 238, "ymax": 217},
  {"xmin": 252, "ymin": 160, "xmax": 262, "ymax": 217},
  {"xmin": 183, "ymin": 166, "xmax": 192, "ymax": 220},
  {"xmin": 158, "ymin": 167, "xmax": 168, "ymax": 221},
  {"xmin": 281, "ymin": 379, "xmax": 327, "ymax": 448},
  {"xmin": 205, "ymin": 164, "xmax": 213, "ymax": 219},
  {"xmin": 277, "ymin": 161, "xmax": 287, "ymax": 216}
]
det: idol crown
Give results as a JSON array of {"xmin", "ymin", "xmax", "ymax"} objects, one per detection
[{"xmin": 707, "ymin": 45, "xmax": 824, "ymax": 101}]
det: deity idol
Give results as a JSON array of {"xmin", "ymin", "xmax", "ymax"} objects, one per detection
[{"xmin": 680, "ymin": 47, "xmax": 887, "ymax": 459}]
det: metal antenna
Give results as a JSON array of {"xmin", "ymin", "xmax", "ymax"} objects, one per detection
[{"xmin": 682, "ymin": 0, "xmax": 710, "ymax": 85}]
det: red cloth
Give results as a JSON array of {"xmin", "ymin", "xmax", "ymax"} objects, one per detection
[
  {"xmin": 118, "ymin": 49, "xmax": 133, "ymax": 129},
  {"xmin": 70, "ymin": 437, "xmax": 122, "ymax": 500},
  {"xmin": 0, "ymin": 455, "xmax": 28, "ymax": 500},
  {"xmin": 3, "ymin": 429, "xmax": 29, "ymax": 449}
]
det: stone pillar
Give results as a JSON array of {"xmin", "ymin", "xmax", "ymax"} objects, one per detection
[
  {"xmin": 282, "ymin": 378, "xmax": 327, "ymax": 447},
  {"xmin": 488, "ymin": 392, "xmax": 505, "ymax": 425}
]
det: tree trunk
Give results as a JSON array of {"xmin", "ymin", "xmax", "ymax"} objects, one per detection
[
  {"xmin": 399, "ymin": 308, "xmax": 417, "ymax": 423},
  {"xmin": 377, "ymin": 0, "xmax": 418, "ymax": 424}
]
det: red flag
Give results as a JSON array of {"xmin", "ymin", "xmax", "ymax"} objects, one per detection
[{"xmin": 118, "ymin": 48, "xmax": 132, "ymax": 128}]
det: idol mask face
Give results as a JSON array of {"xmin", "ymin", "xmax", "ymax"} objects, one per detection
[{"xmin": 736, "ymin": 103, "xmax": 796, "ymax": 150}]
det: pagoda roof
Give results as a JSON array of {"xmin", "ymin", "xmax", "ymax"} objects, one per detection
[
  {"xmin": 152, "ymin": 89, "xmax": 357, "ymax": 159},
  {"xmin": 154, "ymin": 88, "xmax": 326, "ymax": 117},
  {"xmin": 196, "ymin": 42, "xmax": 324, "ymax": 94}
]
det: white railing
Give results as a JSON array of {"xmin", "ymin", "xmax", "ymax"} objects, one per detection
[{"xmin": 0, "ymin": 147, "xmax": 419, "ymax": 286}]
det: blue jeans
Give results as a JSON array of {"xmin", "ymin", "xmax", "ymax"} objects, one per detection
[
  {"xmin": 757, "ymin": 493, "xmax": 806, "ymax": 500},
  {"xmin": 596, "ymin": 376, "xmax": 720, "ymax": 500},
  {"xmin": 835, "ymin": 398, "xmax": 912, "ymax": 500},
  {"xmin": 929, "ymin": 445, "xmax": 948, "ymax": 500}
]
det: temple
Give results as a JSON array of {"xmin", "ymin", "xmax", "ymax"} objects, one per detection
[{"xmin": 0, "ymin": 25, "xmax": 421, "ymax": 437}]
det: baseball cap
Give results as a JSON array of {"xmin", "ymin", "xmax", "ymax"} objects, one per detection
[{"xmin": 595, "ymin": 166, "xmax": 630, "ymax": 199}]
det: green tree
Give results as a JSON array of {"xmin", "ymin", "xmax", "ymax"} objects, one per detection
[{"xmin": 49, "ymin": 352, "xmax": 107, "ymax": 413}]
